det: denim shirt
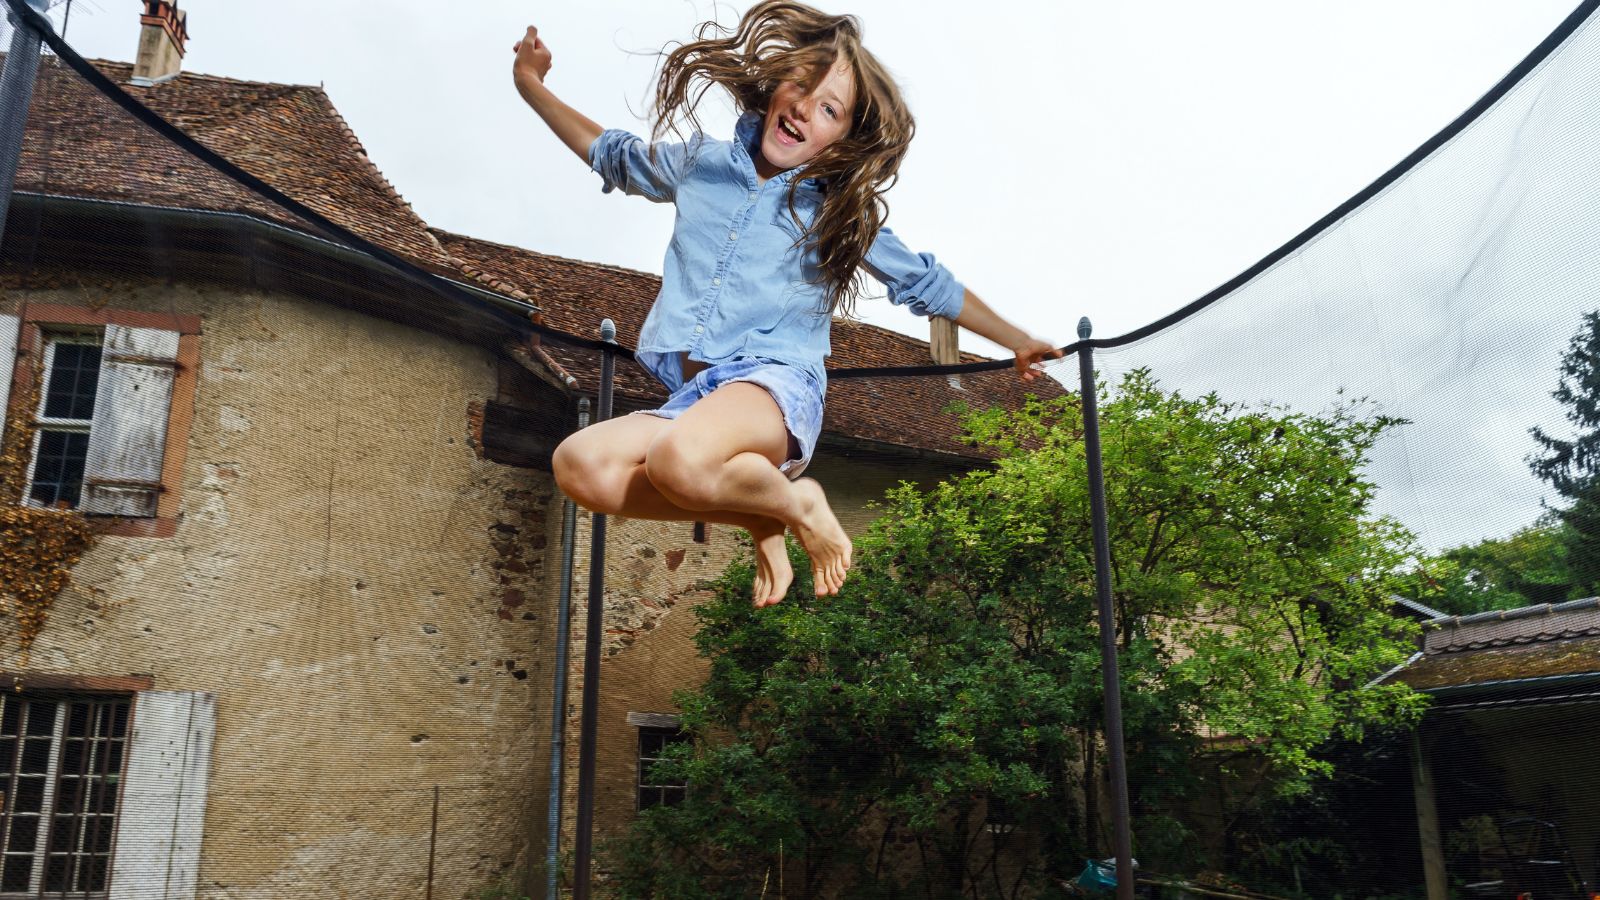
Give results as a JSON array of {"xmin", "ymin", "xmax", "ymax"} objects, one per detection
[{"xmin": 587, "ymin": 111, "xmax": 965, "ymax": 392}]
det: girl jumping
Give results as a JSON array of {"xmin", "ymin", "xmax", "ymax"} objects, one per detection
[{"xmin": 514, "ymin": 1, "xmax": 1059, "ymax": 606}]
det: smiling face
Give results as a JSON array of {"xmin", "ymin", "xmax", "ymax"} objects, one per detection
[{"xmin": 757, "ymin": 57, "xmax": 857, "ymax": 177}]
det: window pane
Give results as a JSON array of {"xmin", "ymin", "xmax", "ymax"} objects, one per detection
[
  {"xmin": 89, "ymin": 780, "xmax": 113, "ymax": 815},
  {"xmin": 15, "ymin": 778, "xmax": 44, "ymax": 813},
  {"xmin": 9, "ymin": 816, "xmax": 38, "ymax": 853},
  {"xmin": 0, "ymin": 738, "xmax": 15, "ymax": 773},
  {"xmin": 42, "ymin": 853, "xmax": 69, "ymax": 892},
  {"xmin": 41, "ymin": 342, "xmax": 102, "ymax": 420},
  {"xmin": 80, "ymin": 854, "xmax": 107, "ymax": 892},
  {"xmin": 28, "ymin": 430, "xmax": 90, "ymax": 509},
  {"xmin": 61, "ymin": 740, "xmax": 83, "ymax": 775},
  {"xmin": 1, "ymin": 701, "xmax": 17, "ymax": 737},
  {"xmin": 88, "ymin": 816, "xmax": 113, "ymax": 853},
  {"xmin": 2, "ymin": 854, "xmax": 34, "ymax": 890},
  {"xmin": 24, "ymin": 703, "xmax": 56, "ymax": 737},
  {"xmin": 48, "ymin": 816, "xmax": 76, "ymax": 854},
  {"xmin": 19, "ymin": 741, "xmax": 52, "ymax": 775},
  {"xmin": 66, "ymin": 704, "xmax": 89, "ymax": 739},
  {"xmin": 55, "ymin": 777, "xmax": 79, "ymax": 814}
]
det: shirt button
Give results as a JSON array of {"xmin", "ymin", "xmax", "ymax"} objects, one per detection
[
  {"xmin": 729, "ymin": 231, "xmax": 738, "ymax": 241},
  {"xmin": 748, "ymin": 191, "xmax": 758, "ymax": 201},
  {"xmin": 693, "ymin": 324, "xmax": 704, "ymax": 334},
  {"xmin": 711, "ymin": 277, "xmax": 722, "ymax": 286}
]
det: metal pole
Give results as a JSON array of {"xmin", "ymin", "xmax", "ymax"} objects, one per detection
[
  {"xmin": 544, "ymin": 397, "xmax": 589, "ymax": 900},
  {"xmin": 572, "ymin": 320, "xmax": 616, "ymax": 900},
  {"xmin": 1076, "ymin": 317, "xmax": 1135, "ymax": 900},
  {"xmin": 0, "ymin": 0, "xmax": 51, "ymax": 251}
]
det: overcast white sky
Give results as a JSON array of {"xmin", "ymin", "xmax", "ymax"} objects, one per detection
[{"xmin": 36, "ymin": 0, "xmax": 1579, "ymax": 359}]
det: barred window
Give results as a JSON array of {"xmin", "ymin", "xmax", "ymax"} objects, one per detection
[
  {"xmin": 0, "ymin": 694, "xmax": 131, "ymax": 897},
  {"xmin": 636, "ymin": 726, "xmax": 689, "ymax": 811}
]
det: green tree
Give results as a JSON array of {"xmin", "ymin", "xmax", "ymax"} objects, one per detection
[
  {"xmin": 609, "ymin": 371, "xmax": 1424, "ymax": 899},
  {"xmin": 1530, "ymin": 312, "xmax": 1600, "ymax": 498},
  {"xmin": 1416, "ymin": 520, "xmax": 1575, "ymax": 616},
  {"xmin": 1529, "ymin": 311, "xmax": 1600, "ymax": 595}
]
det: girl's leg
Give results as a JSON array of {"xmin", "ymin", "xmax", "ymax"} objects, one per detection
[
  {"xmin": 640, "ymin": 382, "xmax": 852, "ymax": 596},
  {"xmin": 553, "ymin": 413, "xmax": 794, "ymax": 605}
]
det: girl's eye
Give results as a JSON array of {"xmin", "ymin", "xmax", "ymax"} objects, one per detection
[{"xmin": 823, "ymin": 105, "xmax": 836, "ymax": 119}]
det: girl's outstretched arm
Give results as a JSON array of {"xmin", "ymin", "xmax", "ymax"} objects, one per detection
[
  {"xmin": 952, "ymin": 289, "xmax": 1063, "ymax": 382},
  {"xmin": 512, "ymin": 26, "xmax": 603, "ymax": 162}
]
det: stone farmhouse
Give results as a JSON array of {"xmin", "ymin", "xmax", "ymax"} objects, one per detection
[{"xmin": 0, "ymin": 7, "xmax": 1051, "ymax": 897}]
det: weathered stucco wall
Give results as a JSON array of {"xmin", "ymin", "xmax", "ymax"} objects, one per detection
[{"xmin": 1, "ymin": 280, "xmax": 557, "ymax": 899}]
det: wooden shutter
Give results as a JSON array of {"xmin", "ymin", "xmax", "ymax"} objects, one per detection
[
  {"xmin": 108, "ymin": 690, "xmax": 216, "ymax": 900},
  {"xmin": 81, "ymin": 325, "xmax": 180, "ymax": 516},
  {"xmin": 0, "ymin": 313, "xmax": 17, "ymax": 442}
]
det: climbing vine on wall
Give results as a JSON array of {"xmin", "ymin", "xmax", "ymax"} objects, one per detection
[{"xmin": 0, "ymin": 348, "xmax": 98, "ymax": 662}]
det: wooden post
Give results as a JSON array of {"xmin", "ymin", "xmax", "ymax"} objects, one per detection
[
  {"xmin": 1410, "ymin": 728, "xmax": 1448, "ymax": 900},
  {"xmin": 930, "ymin": 315, "xmax": 959, "ymax": 366}
]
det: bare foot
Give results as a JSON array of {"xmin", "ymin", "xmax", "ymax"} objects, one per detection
[
  {"xmin": 788, "ymin": 478, "xmax": 852, "ymax": 596},
  {"xmin": 750, "ymin": 523, "xmax": 792, "ymax": 608}
]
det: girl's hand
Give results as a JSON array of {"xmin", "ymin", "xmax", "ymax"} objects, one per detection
[
  {"xmin": 512, "ymin": 26, "xmax": 553, "ymax": 86},
  {"xmin": 1013, "ymin": 338, "xmax": 1064, "ymax": 382}
]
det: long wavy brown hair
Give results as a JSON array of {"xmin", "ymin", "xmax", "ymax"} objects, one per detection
[{"xmin": 652, "ymin": 1, "xmax": 915, "ymax": 317}]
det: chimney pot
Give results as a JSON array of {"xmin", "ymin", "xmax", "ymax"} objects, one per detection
[{"xmin": 132, "ymin": 0, "xmax": 189, "ymax": 86}]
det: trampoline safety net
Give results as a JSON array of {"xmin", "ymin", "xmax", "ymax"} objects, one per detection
[{"xmin": 0, "ymin": 1, "xmax": 1598, "ymax": 898}]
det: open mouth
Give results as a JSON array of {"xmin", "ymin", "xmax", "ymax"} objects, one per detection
[{"xmin": 776, "ymin": 116, "xmax": 805, "ymax": 144}]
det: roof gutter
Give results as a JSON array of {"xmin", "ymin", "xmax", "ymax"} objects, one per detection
[{"xmin": 9, "ymin": 190, "xmax": 541, "ymax": 321}]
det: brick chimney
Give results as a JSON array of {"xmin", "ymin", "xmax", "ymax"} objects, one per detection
[
  {"xmin": 930, "ymin": 316, "xmax": 959, "ymax": 366},
  {"xmin": 131, "ymin": 0, "xmax": 189, "ymax": 86}
]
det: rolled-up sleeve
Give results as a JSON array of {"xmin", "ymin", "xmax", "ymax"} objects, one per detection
[
  {"xmin": 862, "ymin": 226, "xmax": 965, "ymax": 319},
  {"xmin": 587, "ymin": 129, "xmax": 698, "ymax": 203}
]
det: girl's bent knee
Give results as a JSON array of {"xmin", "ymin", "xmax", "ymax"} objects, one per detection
[
  {"xmin": 644, "ymin": 436, "xmax": 717, "ymax": 510},
  {"xmin": 553, "ymin": 440, "xmax": 617, "ymax": 512}
]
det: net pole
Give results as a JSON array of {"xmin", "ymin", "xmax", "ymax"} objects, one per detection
[
  {"xmin": 1077, "ymin": 317, "xmax": 1135, "ymax": 900},
  {"xmin": 572, "ymin": 321, "xmax": 616, "ymax": 900},
  {"xmin": 544, "ymin": 398, "xmax": 588, "ymax": 900},
  {"xmin": 0, "ymin": 0, "xmax": 49, "ymax": 250}
]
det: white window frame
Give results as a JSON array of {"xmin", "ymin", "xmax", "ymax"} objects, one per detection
[{"xmin": 22, "ymin": 329, "xmax": 105, "ymax": 511}]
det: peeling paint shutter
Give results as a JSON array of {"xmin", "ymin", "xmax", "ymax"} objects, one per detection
[
  {"xmin": 108, "ymin": 690, "xmax": 216, "ymax": 900},
  {"xmin": 81, "ymin": 325, "xmax": 180, "ymax": 516},
  {"xmin": 0, "ymin": 313, "xmax": 17, "ymax": 443}
]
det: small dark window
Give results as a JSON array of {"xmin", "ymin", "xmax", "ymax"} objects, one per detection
[
  {"xmin": 636, "ymin": 726, "xmax": 689, "ymax": 811},
  {"xmin": 985, "ymin": 793, "xmax": 1019, "ymax": 835}
]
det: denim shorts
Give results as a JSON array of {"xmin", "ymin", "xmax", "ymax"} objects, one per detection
[{"xmin": 635, "ymin": 357, "xmax": 824, "ymax": 478}]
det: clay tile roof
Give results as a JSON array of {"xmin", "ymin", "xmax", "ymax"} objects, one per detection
[
  {"xmin": 1388, "ymin": 598, "xmax": 1600, "ymax": 693},
  {"xmin": 14, "ymin": 57, "xmax": 453, "ymax": 270},
  {"xmin": 1393, "ymin": 636, "xmax": 1600, "ymax": 692},
  {"xmin": 435, "ymin": 229, "xmax": 1064, "ymax": 459},
  {"xmin": 13, "ymin": 53, "xmax": 1062, "ymax": 459}
]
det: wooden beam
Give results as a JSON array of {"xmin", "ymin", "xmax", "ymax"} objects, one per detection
[
  {"xmin": 1410, "ymin": 728, "xmax": 1449, "ymax": 900},
  {"xmin": 480, "ymin": 399, "xmax": 566, "ymax": 469},
  {"xmin": 1, "ymin": 672, "xmax": 156, "ymax": 693}
]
